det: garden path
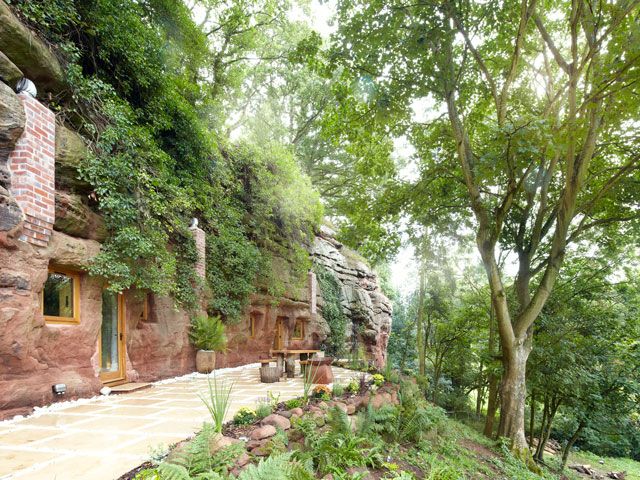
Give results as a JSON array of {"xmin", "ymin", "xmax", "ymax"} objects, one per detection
[{"xmin": 0, "ymin": 363, "xmax": 361, "ymax": 480}]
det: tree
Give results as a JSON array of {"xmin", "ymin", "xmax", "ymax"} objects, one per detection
[{"xmin": 328, "ymin": 0, "xmax": 640, "ymax": 457}]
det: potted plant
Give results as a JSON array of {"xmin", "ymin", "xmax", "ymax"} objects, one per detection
[{"xmin": 189, "ymin": 314, "xmax": 226, "ymax": 373}]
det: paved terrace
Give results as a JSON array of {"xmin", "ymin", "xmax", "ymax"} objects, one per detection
[{"xmin": 0, "ymin": 364, "xmax": 362, "ymax": 480}]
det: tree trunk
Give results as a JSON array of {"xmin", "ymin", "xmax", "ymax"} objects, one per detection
[
  {"xmin": 534, "ymin": 396, "xmax": 549, "ymax": 460},
  {"xmin": 561, "ymin": 421, "xmax": 585, "ymax": 470},
  {"xmin": 536, "ymin": 397, "xmax": 560, "ymax": 462},
  {"xmin": 483, "ymin": 305, "xmax": 499, "ymax": 438},
  {"xmin": 528, "ymin": 389, "xmax": 536, "ymax": 446},
  {"xmin": 476, "ymin": 361, "xmax": 485, "ymax": 416},
  {"xmin": 497, "ymin": 338, "xmax": 532, "ymax": 457},
  {"xmin": 416, "ymin": 267, "xmax": 426, "ymax": 376}
]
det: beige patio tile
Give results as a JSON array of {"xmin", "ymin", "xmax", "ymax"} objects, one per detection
[
  {"xmin": 12, "ymin": 453, "xmax": 143, "ymax": 480},
  {"xmin": 35, "ymin": 430, "xmax": 140, "ymax": 453},
  {"xmin": 110, "ymin": 397, "xmax": 168, "ymax": 406},
  {"xmin": 65, "ymin": 415, "xmax": 154, "ymax": 433},
  {"xmin": 102, "ymin": 406, "xmax": 168, "ymax": 417},
  {"xmin": 17, "ymin": 414, "xmax": 92, "ymax": 428},
  {"xmin": 137, "ymin": 418, "xmax": 204, "ymax": 436},
  {"xmin": 115, "ymin": 434, "xmax": 187, "ymax": 456},
  {"xmin": 0, "ymin": 427, "xmax": 60, "ymax": 446},
  {"xmin": 0, "ymin": 448, "xmax": 59, "ymax": 477},
  {"xmin": 57, "ymin": 404, "xmax": 115, "ymax": 415}
]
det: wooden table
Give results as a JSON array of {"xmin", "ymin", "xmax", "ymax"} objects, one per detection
[{"xmin": 270, "ymin": 349, "xmax": 320, "ymax": 377}]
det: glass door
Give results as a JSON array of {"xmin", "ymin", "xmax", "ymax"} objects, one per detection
[{"xmin": 99, "ymin": 290, "xmax": 125, "ymax": 384}]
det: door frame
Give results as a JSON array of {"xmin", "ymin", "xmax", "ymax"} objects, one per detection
[{"xmin": 99, "ymin": 292, "xmax": 127, "ymax": 385}]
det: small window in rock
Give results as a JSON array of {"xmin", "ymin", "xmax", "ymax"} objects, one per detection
[
  {"xmin": 249, "ymin": 314, "xmax": 258, "ymax": 338},
  {"xmin": 42, "ymin": 269, "xmax": 80, "ymax": 324},
  {"xmin": 291, "ymin": 319, "xmax": 305, "ymax": 340}
]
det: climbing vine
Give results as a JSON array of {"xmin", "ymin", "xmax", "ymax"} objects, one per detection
[
  {"xmin": 10, "ymin": 0, "xmax": 321, "ymax": 319},
  {"xmin": 314, "ymin": 265, "xmax": 347, "ymax": 357}
]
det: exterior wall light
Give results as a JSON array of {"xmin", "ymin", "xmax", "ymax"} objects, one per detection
[
  {"xmin": 52, "ymin": 383, "xmax": 66, "ymax": 395},
  {"xmin": 15, "ymin": 78, "xmax": 37, "ymax": 98}
]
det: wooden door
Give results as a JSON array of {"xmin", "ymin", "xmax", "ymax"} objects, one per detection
[
  {"xmin": 99, "ymin": 290, "xmax": 126, "ymax": 384},
  {"xmin": 274, "ymin": 317, "xmax": 287, "ymax": 350}
]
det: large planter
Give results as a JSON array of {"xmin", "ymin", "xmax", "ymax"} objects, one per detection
[
  {"xmin": 306, "ymin": 358, "xmax": 334, "ymax": 384},
  {"xmin": 196, "ymin": 350, "xmax": 216, "ymax": 373}
]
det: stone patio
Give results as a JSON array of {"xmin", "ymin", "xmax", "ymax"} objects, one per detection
[{"xmin": 0, "ymin": 363, "xmax": 363, "ymax": 480}]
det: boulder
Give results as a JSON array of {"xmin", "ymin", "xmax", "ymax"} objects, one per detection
[
  {"xmin": 54, "ymin": 191, "xmax": 106, "ymax": 241},
  {"xmin": 0, "ymin": 3, "xmax": 65, "ymax": 94},
  {"xmin": 346, "ymin": 404, "xmax": 356, "ymax": 415},
  {"xmin": 208, "ymin": 433, "xmax": 241, "ymax": 454},
  {"xmin": 235, "ymin": 453, "xmax": 250, "ymax": 467},
  {"xmin": 0, "ymin": 51, "xmax": 22, "ymax": 86},
  {"xmin": 0, "ymin": 186, "xmax": 23, "ymax": 248},
  {"xmin": 289, "ymin": 407, "xmax": 303, "ymax": 417},
  {"xmin": 249, "ymin": 425, "xmax": 276, "ymax": 440},
  {"xmin": 0, "ymin": 81, "xmax": 25, "ymax": 187},
  {"xmin": 55, "ymin": 124, "xmax": 92, "ymax": 192},
  {"xmin": 260, "ymin": 414, "xmax": 290, "ymax": 431}
]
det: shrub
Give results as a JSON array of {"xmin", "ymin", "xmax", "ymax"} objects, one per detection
[
  {"xmin": 234, "ymin": 407, "xmax": 257, "ymax": 425},
  {"xmin": 189, "ymin": 315, "xmax": 226, "ymax": 352},
  {"xmin": 371, "ymin": 373, "xmax": 385, "ymax": 387},
  {"xmin": 199, "ymin": 375, "xmax": 233, "ymax": 433},
  {"xmin": 332, "ymin": 384, "xmax": 345, "ymax": 397},
  {"xmin": 285, "ymin": 398, "xmax": 303, "ymax": 410},
  {"xmin": 347, "ymin": 380, "xmax": 360, "ymax": 394},
  {"xmin": 312, "ymin": 385, "xmax": 331, "ymax": 400},
  {"xmin": 255, "ymin": 402, "xmax": 272, "ymax": 420}
]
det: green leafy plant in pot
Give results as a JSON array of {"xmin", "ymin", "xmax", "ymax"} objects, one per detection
[{"xmin": 189, "ymin": 315, "xmax": 226, "ymax": 373}]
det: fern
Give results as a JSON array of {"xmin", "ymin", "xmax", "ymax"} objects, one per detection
[
  {"xmin": 157, "ymin": 463, "xmax": 190, "ymax": 480},
  {"xmin": 236, "ymin": 452, "xmax": 313, "ymax": 480}
]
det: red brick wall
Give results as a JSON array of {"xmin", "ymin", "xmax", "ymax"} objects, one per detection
[{"xmin": 7, "ymin": 93, "xmax": 55, "ymax": 247}]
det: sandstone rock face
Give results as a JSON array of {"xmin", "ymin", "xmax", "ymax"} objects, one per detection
[
  {"xmin": 0, "ymin": 3, "xmax": 65, "ymax": 94},
  {"xmin": 54, "ymin": 124, "xmax": 92, "ymax": 193},
  {"xmin": 0, "ymin": 51, "xmax": 22, "ymax": 90},
  {"xmin": 311, "ymin": 226, "xmax": 392, "ymax": 368},
  {"xmin": 54, "ymin": 191, "xmax": 106, "ymax": 241},
  {"xmin": 0, "ymin": 81, "xmax": 24, "ymax": 188}
]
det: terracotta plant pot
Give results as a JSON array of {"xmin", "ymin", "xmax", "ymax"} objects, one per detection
[{"xmin": 196, "ymin": 350, "xmax": 216, "ymax": 373}]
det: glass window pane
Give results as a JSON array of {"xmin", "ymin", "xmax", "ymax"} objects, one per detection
[{"xmin": 43, "ymin": 273, "xmax": 74, "ymax": 318}]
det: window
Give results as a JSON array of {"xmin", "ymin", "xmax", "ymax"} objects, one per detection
[
  {"xmin": 42, "ymin": 268, "xmax": 80, "ymax": 324},
  {"xmin": 249, "ymin": 314, "xmax": 258, "ymax": 338},
  {"xmin": 291, "ymin": 318, "xmax": 305, "ymax": 340}
]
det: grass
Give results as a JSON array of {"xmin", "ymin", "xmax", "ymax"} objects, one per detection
[{"xmin": 567, "ymin": 450, "xmax": 640, "ymax": 479}]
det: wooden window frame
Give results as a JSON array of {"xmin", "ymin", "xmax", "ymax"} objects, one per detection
[
  {"xmin": 249, "ymin": 314, "xmax": 257, "ymax": 338},
  {"xmin": 41, "ymin": 267, "xmax": 81, "ymax": 325},
  {"xmin": 291, "ymin": 318, "xmax": 305, "ymax": 340}
]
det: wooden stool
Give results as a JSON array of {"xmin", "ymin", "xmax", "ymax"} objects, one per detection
[{"xmin": 260, "ymin": 366, "xmax": 280, "ymax": 383}]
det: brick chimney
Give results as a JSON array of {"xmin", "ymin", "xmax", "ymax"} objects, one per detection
[{"xmin": 8, "ymin": 93, "xmax": 55, "ymax": 247}]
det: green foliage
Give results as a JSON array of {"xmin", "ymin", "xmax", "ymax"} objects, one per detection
[
  {"xmin": 255, "ymin": 402, "xmax": 272, "ymax": 420},
  {"xmin": 314, "ymin": 265, "xmax": 348, "ymax": 357},
  {"xmin": 332, "ymin": 384, "xmax": 345, "ymax": 397},
  {"xmin": 233, "ymin": 407, "xmax": 257, "ymax": 426},
  {"xmin": 346, "ymin": 380, "xmax": 360, "ymax": 395},
  {"xmin": 371, "ymin": 374, "xmax": 385, "ymax": 387},
  {"xmin": 236, "ymin": 452, "xmax": 313, "ymax": 480},
  {"xmin": 155, "ymin": 423, "xmax": 242, "ymax": 479},
  {"xmin": 199, "ymin": 376, "xmax": 233, "ymax": 434},
  {"xmin": 284, "ymin": 398, "xmax": 303, "ymax": 410},
  {"xmin": 189, "ymin": 315, "xmax": 226, "ymax": 352},
  {"xmin": 12, "ymin": 0, "xmax": 322, "ymax": 320}
]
